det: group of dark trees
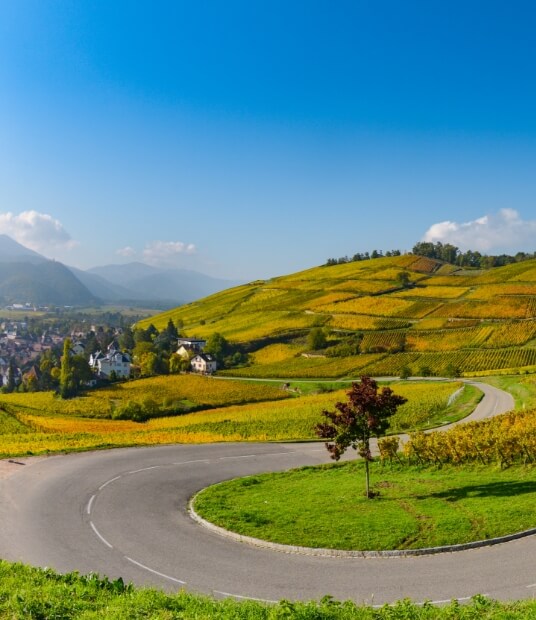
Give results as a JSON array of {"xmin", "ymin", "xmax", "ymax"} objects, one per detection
[
  {"xmin": 2, "ymin": 310, "xmax": 253, "ymax": 397},
  {"xmin": 131, "ymin": 321, "xmax": 248, "ymax": 378},
  {"xmin": 326, "ymin": 242, "xmax": 536, "ymax": 269},
  {"xmin": 412, "ymin": 242, "xmax": 536, "ymax": 268},
  {"xmin": 325, "ymin": 249, "xmax": 402, "ymax": 266}
]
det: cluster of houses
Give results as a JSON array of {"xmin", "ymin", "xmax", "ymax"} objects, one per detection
[
  {"xmin": 86, "ymin": 337, "xmax": 218, "ymax": 381},
  {"xmin": 0, "ymin": 321, "xmax": 219, "ymax": 388},
  {"xmin": 176, "ymin": 338, "xmax": 218, "ymax": 374},
  {"xmin": 0, "ymin": 323, "xmax": 65, "ymax": 387}
]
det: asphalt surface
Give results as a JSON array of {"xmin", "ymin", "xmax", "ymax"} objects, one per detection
[{"xmin": 1, "ymin": 380, "xmax": 530, "ymax": 606}]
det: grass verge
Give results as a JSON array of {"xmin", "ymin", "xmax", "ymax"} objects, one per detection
[
  {"xmin": 395, "ymin": 383, "xmax": 483, "ymax": 431},
  {"xmin": 193, "ymin": 460, "xmax": 536, "ymax": 551},
  {"xmin": 476, "ymin": 374, "xmax": 536, "ymax": 409},
  {"xmin": 2, "ymin": 560, "xmax": 536, "ymax": 618}
]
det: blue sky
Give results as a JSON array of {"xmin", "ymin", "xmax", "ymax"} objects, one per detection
[{"xmin": 1, "ymin": 1, "xmax": 536, "ymax": 280}]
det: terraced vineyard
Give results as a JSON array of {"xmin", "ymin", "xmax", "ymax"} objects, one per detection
[
  {"xmin": 140, "ymin": 255, "xmax": 536, "ymax": 378},
  {"xmin": 0, "ymin": 380, "xmax": 468, "ymax": 457}
]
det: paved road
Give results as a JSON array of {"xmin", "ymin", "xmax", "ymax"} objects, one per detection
[{"xmin": 0, "ymin": 381, "xmax": 530, "ymax": 606}]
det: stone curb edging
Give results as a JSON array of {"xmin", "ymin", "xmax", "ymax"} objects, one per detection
[{"xmin": 188, "ymin": 495, "xmax": 536, "ymax": 558}]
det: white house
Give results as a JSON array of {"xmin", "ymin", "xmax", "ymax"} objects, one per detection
[
  {"xmin": 177, "ymin": 338, "xmax": 207, "ymax": 359},
  {"xmin": 190, "ymin": 353, "xmax": 217, "ymax": 374},
  {"xmin": 89, "ymin": 348, "xmax": 131, "ymax": 379},
  {"xmin": 177, "ymin": 343, "xmax": 197, "ymax": 359}
]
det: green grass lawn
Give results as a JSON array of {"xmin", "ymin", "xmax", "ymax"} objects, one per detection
[
  {"xmin": 193, "ymin": 460, "xmax": 536, "ymax": 551},
  {"xmin": 2, "ymin": 561, "xmax": 536, "ymax": 618}
]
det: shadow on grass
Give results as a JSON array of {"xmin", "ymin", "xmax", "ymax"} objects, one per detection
[{"xmin": 423, "ymin": 480, "xmax": 536, "ymax": 502}]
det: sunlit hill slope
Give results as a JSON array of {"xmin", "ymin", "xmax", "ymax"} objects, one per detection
[{"xmin": 140, "ymin": 255, "xmax": 536, "ymax": 377}]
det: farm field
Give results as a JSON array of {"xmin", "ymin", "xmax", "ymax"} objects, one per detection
[
  {"xmin": 137, "ymin": 255, "xmax": 536, "ymax": 377},
  {"xmin": 0, "ymin": 374, "xmax": 290, "ymax": 419},
  {"xmin": 0, "ymin": 381, "xmax": 468, "ymax": 457},
  {"xmin": 224, "ymin": 346, "xmax": 536, "ymax": 379},
  {"xmin": 403, "ymin": 407, "xmax": 536, "ymax": 467}
]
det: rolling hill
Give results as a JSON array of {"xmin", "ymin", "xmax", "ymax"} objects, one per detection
[
  {"xmin": 87, "ymin": 262, "xmax": 243, "ymax": 305},
  {"xmin": 138, "ymin": 254, "xmax": 536, "ymax": 377}
]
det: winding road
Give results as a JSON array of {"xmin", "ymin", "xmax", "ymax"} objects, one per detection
[{"xmin": 1, "ymin": 380, "xmax": 531, "ymax": 606}]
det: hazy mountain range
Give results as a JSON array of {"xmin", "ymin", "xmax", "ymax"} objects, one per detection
[{"xmin": 0, "ymin": 235, "xmax": 241, "ymax": 307}]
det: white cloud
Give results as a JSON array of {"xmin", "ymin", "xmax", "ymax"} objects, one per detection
[
  {"xmin": 114, "ymin": 241, "xmax": 197, "ymax": 266},
  {"xmin": 423, "ymin": 209, "xmax": 536, "ymax": 252},
  {"xmin": 0, "ymin": 210, "xmax": 76, "ymax": 253},
  {"xmin": 116, "ymin": 246, "xmax": 136, "ymax": 258},
  {"xmin": 142, "ymin": 240, "xmax": 196, "ymax": 267}
]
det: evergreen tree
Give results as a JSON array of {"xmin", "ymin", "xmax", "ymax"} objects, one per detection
[
  {"xmin": 59, "ymin": 338, "xmax": 76, "ymax": 399},
  {"xmin": 165, "ymin": 319, "xmax": 179, "ymax": 339},
  {"xmin": 119, "ymin": 327, "xmax": 135, "ymax": 351}
]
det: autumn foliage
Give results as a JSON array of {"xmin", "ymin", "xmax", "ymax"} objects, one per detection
[{"xmin": 316, "ymin": 376, "xmax": 406, "ymax": 497}]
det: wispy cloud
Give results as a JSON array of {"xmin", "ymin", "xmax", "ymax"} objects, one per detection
[
  {"xmin": 423, "ymin": 209, "xmax": 536, "ymax": 252},
  {"xmin": 116, "ymin": 246, "xmax": 136, "ymax": 258},
  {"xmin": 0, "ymin": 210, "xmax": 76, "ymax": 253},
  {"xmin": 115, "ymin": 240, "xmax": 197, "ymax": 266},
  {"xmin": 143, "ymin": 241, "xmax": 196, "ymax": 266}
]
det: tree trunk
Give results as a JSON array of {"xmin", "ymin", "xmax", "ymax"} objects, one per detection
[{"xmin": 364, "ymin": 457, "xmax": 370, "ymax": 498}]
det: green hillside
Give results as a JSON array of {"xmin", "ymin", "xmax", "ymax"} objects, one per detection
[{"xmin": 140, "ymin": 255, "xmax": 536, "ymax": 377}]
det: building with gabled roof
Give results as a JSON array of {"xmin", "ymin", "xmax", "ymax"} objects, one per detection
[
  {"xmin": 190, "ymin": 353, "xmax": 217, "ymax": 374},
  {"xmin": 89, "ymin": 348, "xmax": 131, "ymax": 379}
]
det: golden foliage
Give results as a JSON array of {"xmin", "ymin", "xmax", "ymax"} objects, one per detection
[
  {"xmin": 404, "ymin": 408, "xmax": 536, "ymax": 467},
  {"xmin": 0, "ymin": 381, "xmax": 465, "ymax": 457}
]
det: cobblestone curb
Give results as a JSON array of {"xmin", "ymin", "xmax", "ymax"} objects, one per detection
[{"xmin": 188, "ymin": 494, "xmax": 536, "ymax": 558}]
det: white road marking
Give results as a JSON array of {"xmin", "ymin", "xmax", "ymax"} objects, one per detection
[
  {"xmin": 213, "ymin": 590, "xmax": 279, "ymax": 603},
  {"xmin": 99, "ymin": 475, "xmax": 122, "ymax": 490},
  {"xmin": 90, "ymin": 521, "xmax": 113, "ymax": 549},
  {"xmin": 526, "ymin": 584, "xmax": 536, "ymax": 588},
  {"xmin": 424, "ymin": 596, "xmax": 479, "ymax": 605},
  {"xmin": 124, "ymin": 556, "xmax": 186, "ymax": 585},
  {"xmin": 219, "ymin": 454, "xmax": 256, "ymax": 460},
  {"xmin": 126, "ymin": 465, "xmax": 162, "ymax": 475},
  {"xmin": 372, "ymin": 595, "xmax": 476, "ymax": 609},
  {"xmin": 173, "ymin": 459, "xmax": 211, "ymax": 465},
  {"xmin": 262, "ymin": 451, "xmax": 298, "ymax": 457},
  {"xmin": 86, "ymin": 494, "xmax": 96, "ymax": 515}
]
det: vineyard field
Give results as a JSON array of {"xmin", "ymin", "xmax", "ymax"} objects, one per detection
[
  {"xmin": 328, "ymin": 314, "xmax": 411, "ymax": 331},
  {"xmin": 0, "ymin": 375, "xmax": 290, "ymax": 420},
  {"xmin": 137, "ymin": 254, "xmax": 536, "ymax": 376},
  {"xmin": 220, "ymin": 354, "xmax": 384, "ymax": 378},
  {"xmin": 404, "ymin": 407, "xmax": 536, "ymax": 467},
  {"xmin": 0, "ymin": 381, "xmax": 468, "ymax": 457}
]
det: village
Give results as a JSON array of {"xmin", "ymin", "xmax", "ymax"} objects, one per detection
[{"xmin": 0, "ymin": 316, "xmax": 219, "ymax": 393}]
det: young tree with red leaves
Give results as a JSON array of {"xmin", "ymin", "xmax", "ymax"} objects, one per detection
[{"xmin": 315, "ymin": 376, "xmax": 407, "ymax": 498}]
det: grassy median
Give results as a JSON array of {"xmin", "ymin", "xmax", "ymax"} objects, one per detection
[{"xmin": 193, "ymin": 460, "xmax": 536, "ymax": 550}]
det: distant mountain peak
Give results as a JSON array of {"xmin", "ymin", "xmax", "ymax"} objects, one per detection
[
  {"xmin": 0, "ymin": 235, "xmax": 46, "ymax": 263},
  {"xmin": 86, "ymin": 262, "xmax": 243, "ymax": 305}
]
